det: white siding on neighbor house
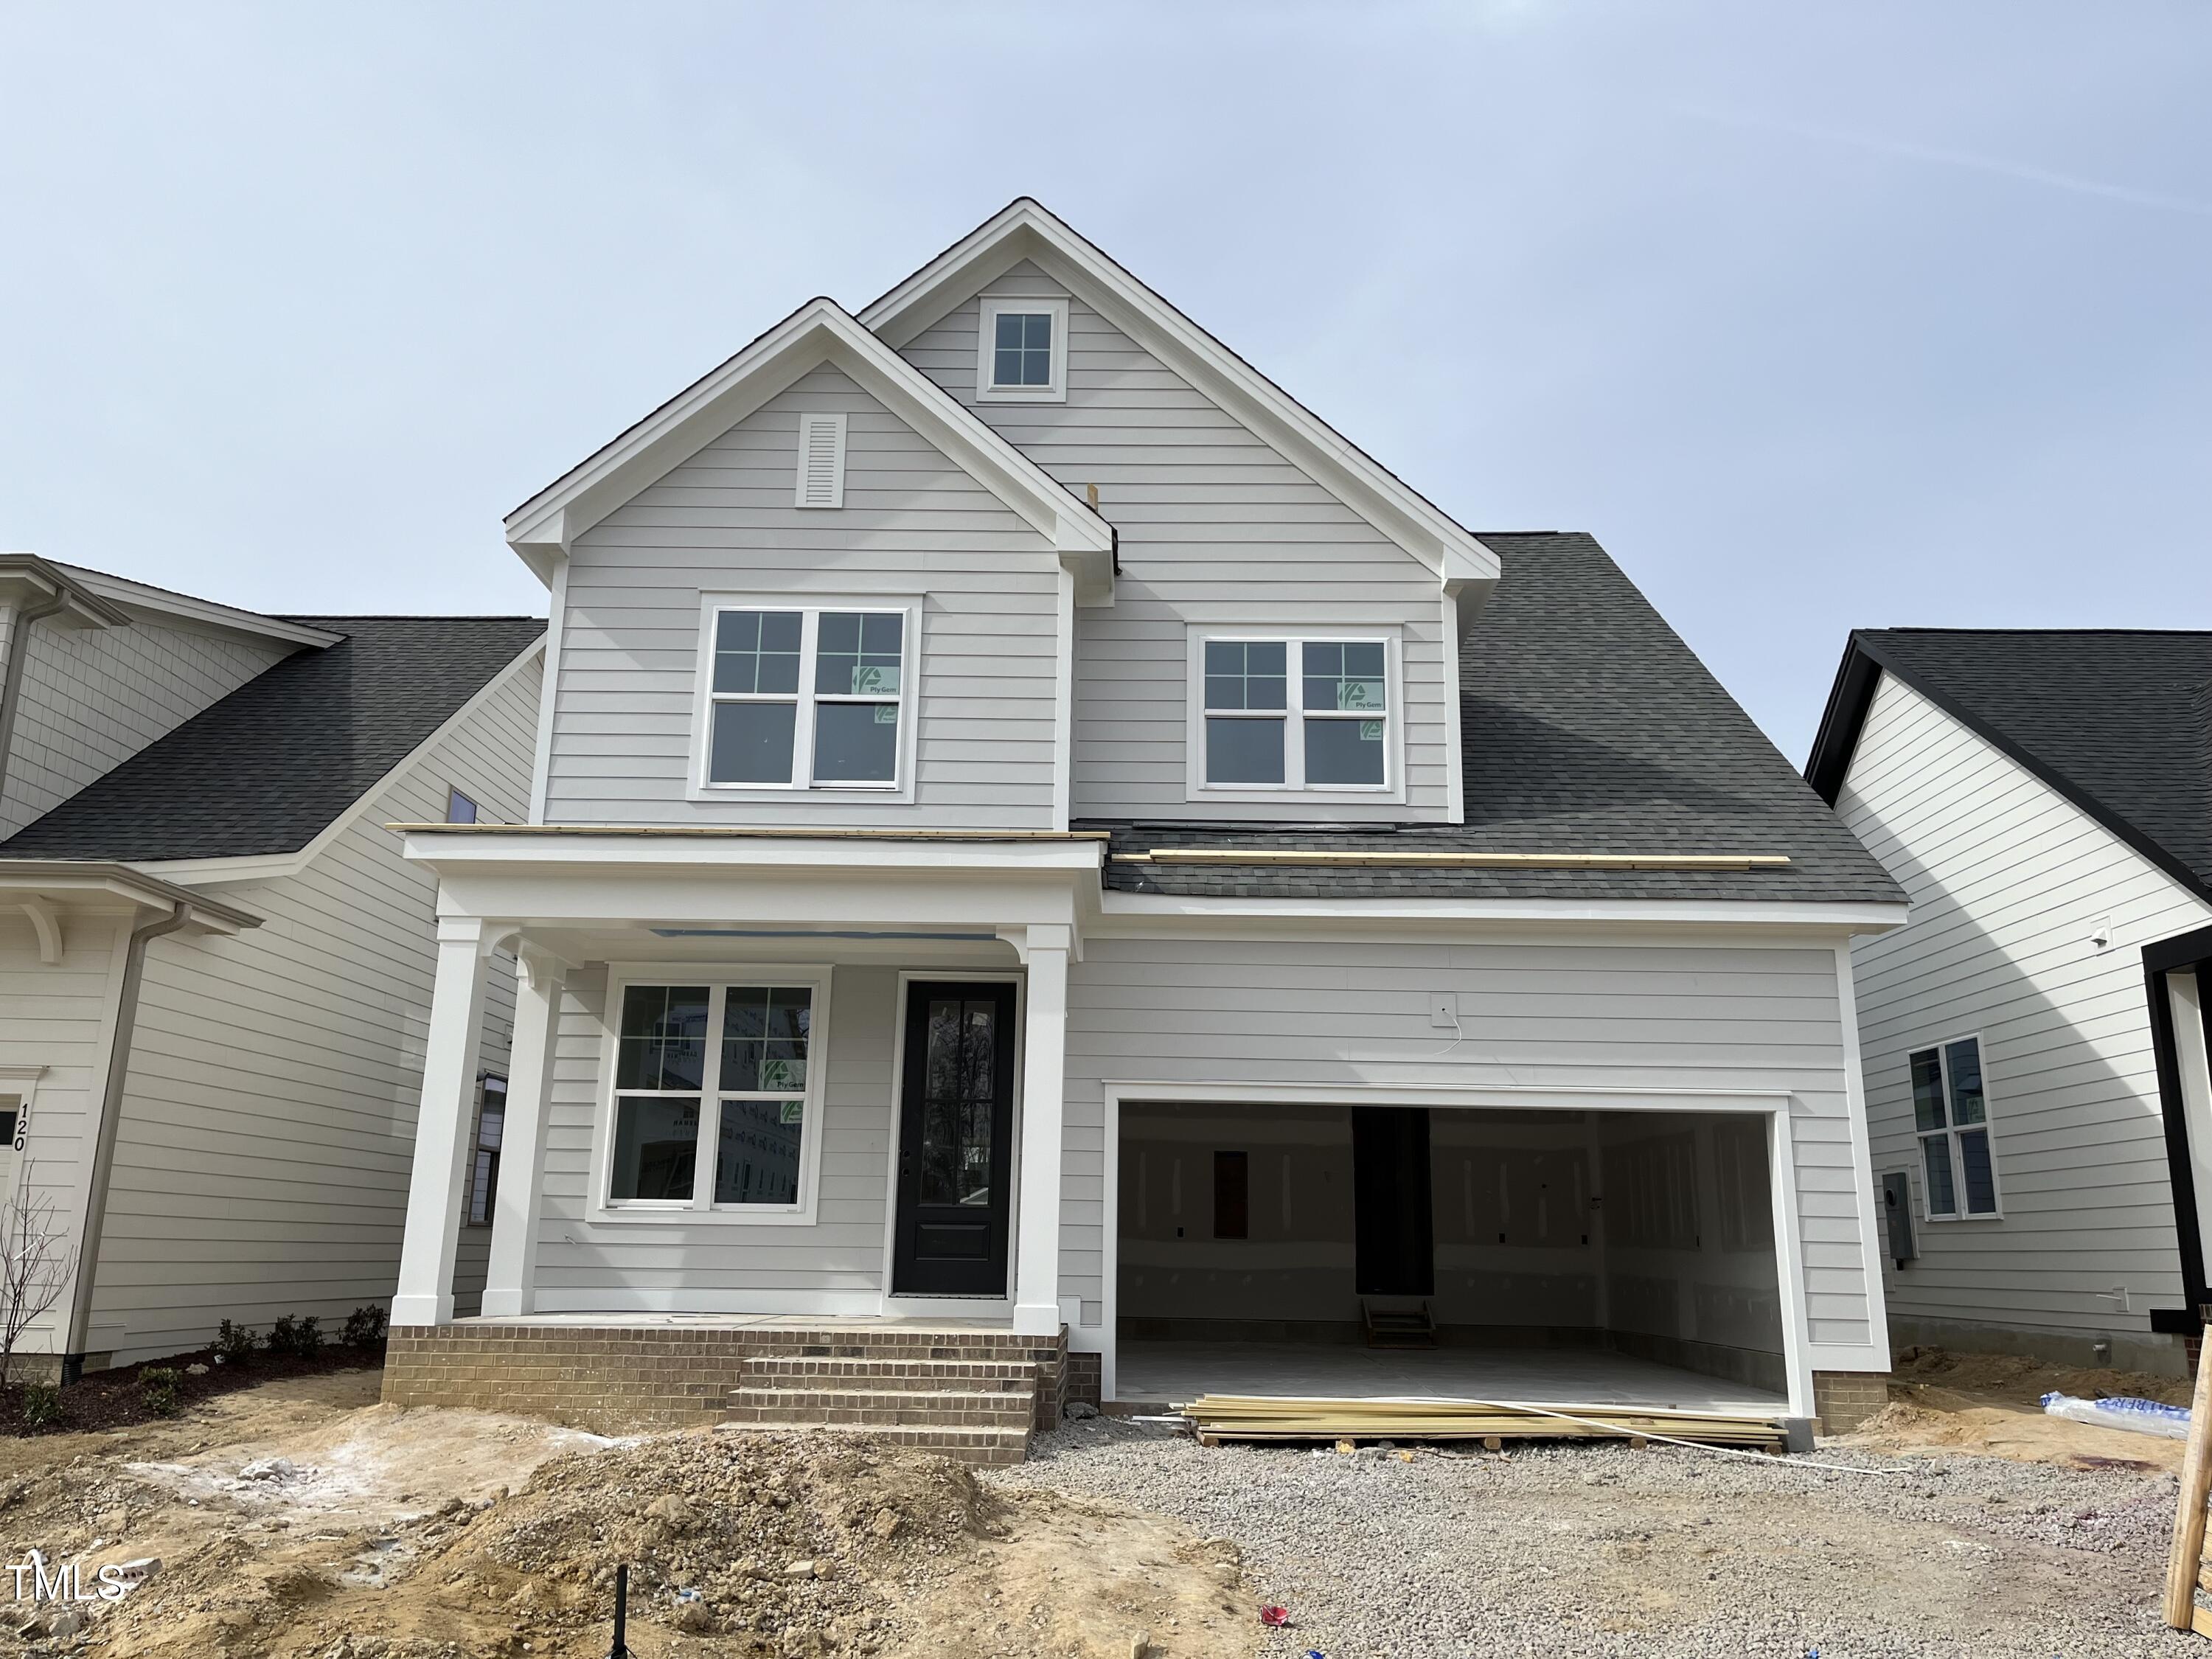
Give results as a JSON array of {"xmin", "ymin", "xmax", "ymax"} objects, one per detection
[
  {"xmin": 528, "ymin": 964, "xmax": 905, "ymax": 1310},
  {"xmin": 0, "ymin": 615, "xmax": 293, "ymax": 837},
  {"xmin": 897, "ymin": 262, "xmax": 1456, "ymax": 823},
  {"xmin": 1838, "ymin": 671, "xmax": 2212, "ymax": 1352},
  {"xmin": 0, "ymin": 911, "xmax": 130, "ymax": 1361},
  {"xmin": 1065, "ymin": 936, "xmax": 1877, "ymax": 1363},
  {"xmin": 79, "ymin": 653, "xmax": 542, "ymax": 1363},
  {"xmin": 544, "ymin": 365, "xmax": 1062, "ymax": 829}
]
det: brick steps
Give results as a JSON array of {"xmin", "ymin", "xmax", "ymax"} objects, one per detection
[
  {"xmin": 717, "ymin": 1353, "xmax": 1042, "ymax": 1464},
  {"xmin": 727, "ymin": 1386, "xmax": 1036, "ymax": 1429},
  {"xmin": 714, "ymin": 1419, "xmax": 1032, "ymax": 1466}
]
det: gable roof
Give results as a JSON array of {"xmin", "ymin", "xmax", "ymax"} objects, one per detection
[
  {"xmin": 860, "ymin": 198, "xmax": 1500, "ymax": 616},
  {"xmin": 1806, "ymin": 628, "xmax": 2212, "ymax": 906},
  {"xmin": 0, "ymin": 616, "xmax": 545, "ymax": 863},
  {"xmin": 1091, "ymin": 533, "xmax": 1902, "ymax": 905},
  {"xmin": 504, "ymin": 296, "xmax": 1115, "ymax": 598}
]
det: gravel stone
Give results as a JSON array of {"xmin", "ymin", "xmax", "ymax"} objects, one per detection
[{"xmin": 995, "ymin": 1416, "xmax": 2205, "ymax": 1658}]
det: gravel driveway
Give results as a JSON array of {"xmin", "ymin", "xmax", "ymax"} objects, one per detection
[{"xmin": 995, "ymin": 1416, "xmax": 2202, "ymax": 1658}]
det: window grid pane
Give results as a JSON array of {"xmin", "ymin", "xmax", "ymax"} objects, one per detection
[
  {"xmin": 1921, "ymin": 1133, "xmax": 1958, "ymax": 1217},
  {"xmin": 1304, "ymin": 716, "xmax": 1386, "ymax": 786},
  {"xmin": 1957, "ymin": 1128, "xmax": 1997, "ymax": 1215},
  {"xmin": 713, "ymin": 610, "xmax": 801, "ymax": 695},
  {"xmin": 720, "ymin": 987, "xmax": 813, "ymax": 1093},
  {"xmin": 1203, "ymin": 641, "xmax": 1287, "ymax": 711},
  {"xmin": 714, "ymin": 1098, "xmax": 804, "ymax": 1206},
  {"xmin": 709, "ymin": 700, "xmax": 796, "ymax": 785},
  {"xmin": 1301, "ymin": 641, "xmax": 1388, "ymax": 713},
  {"xmin": 992, "ymin": 312, "xmax": 1053, "ymax": 386},
  {"xmin": 1909, "ymin": 1049, "xmax": 1947, "ymax": 1130},
  {"xmin": 616, "ymin": 986, "xmax": 710, "ymax": 1091},
  {"xmin": 1944, "ymin": 1039, "xmax": 1986, "ymax": 1124},
  {"xmin": 610, "ymin": 1096, "xmax": 700, "ymax": 1201},
  {"xmin": 813, "ymin": 701, "xmax": 900, "ymax": 782},
  {"xmin": 815, "ymin": 612, "xmax": 903, "ymax": 697}
]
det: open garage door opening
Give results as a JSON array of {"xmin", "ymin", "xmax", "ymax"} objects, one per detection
[{"xmin": 1114, "ymin": 1102, "xmax": 1792, "ymax": 1413}]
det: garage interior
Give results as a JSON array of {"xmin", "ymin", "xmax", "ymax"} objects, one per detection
[{"xmin": 1116, "ymin": 1102, "xmax": 1791, "ymax": 1411}]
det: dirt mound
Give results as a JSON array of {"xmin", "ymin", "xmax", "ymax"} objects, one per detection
[{"xmin": 1890, "ymin": 1343, "xmax": 2193, "ymax": 1409}]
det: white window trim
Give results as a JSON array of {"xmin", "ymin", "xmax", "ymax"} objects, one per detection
[
  {"xmin": 590, "ymin": 964, "xmax": 835, "ymax": 1228},
  {"xmin": 1183, "ymin": 628, "xmax": 1404, "ymax": 801},
  {"xmin": 1912, "ymin": 1032, "xmax": 2003, "ymax": 1222},
  {"xmin": 0, "ymin": 1066, "xmax": 41, "ymax": 1207},
  {"xmin": 689, "ymin": 594, "xmax": 922, "ymax": 801},
  {"xmin": 975, "ymin": 295, "xmax": 1070, "ymax": 403}
]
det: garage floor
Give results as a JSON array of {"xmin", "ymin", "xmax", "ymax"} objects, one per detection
[{"xmin": 1113, "ymin": 1340, "xmax": 1790, "ymax": 1413}]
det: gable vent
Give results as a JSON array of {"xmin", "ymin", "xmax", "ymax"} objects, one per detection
[{"xmin": 796, "ymin": 412, "xmax": 846, "ymax": 508}]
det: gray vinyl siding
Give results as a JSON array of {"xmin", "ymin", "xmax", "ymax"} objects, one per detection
[
  {"xmin": 543, "ymin": 365, "xmax": 1062, "ymax": 828},
  {"xmin": 0, "ymin": 909, "xmax": 128, "ymax": 1363},
  {"xmin": 1066, "ymin": 936, "xmax": 1877, "ymax": 1359},
  {"xmin": 0, "ymin": 614, "xmax": 293, "ymax": 838},
  {"xmin": 897, "ymin": 261, "xmax": 1454, "ymax": 822},
  {"xmin": 528, "ymin": 963, "xmax": 902, "ymax": 1310},
  {"xmin": 1838, "ymin": 671, "xmax": 2212, "ymax": 1353},
  {"xmin": 80, "ymin": 652, "xmax": 541, "ymax": 1363}
]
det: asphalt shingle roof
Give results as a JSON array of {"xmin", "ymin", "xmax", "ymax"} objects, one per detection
[
  {"xmin": 1811, "ymin": 627, "xmax": 2212, "ymax": 902},
  {"xmin": 0, "ymin": 616, "xmax": 544, "ymax": 863},
  {"xmin": 1089, "ymin": 533, "xmax": 1904, "ymax": 903}
]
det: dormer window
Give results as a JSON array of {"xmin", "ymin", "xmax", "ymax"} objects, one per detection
[
  {"xmin": 977, "ymin": 296, "xmax": 1069, "ymax": 403},
  {"xmin": 1189, "ymin": 631, "xmax": 1399, "ymax": 796}
]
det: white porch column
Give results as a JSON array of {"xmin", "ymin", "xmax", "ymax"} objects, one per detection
[
  {"xmin": 1012, "ymin": 925, "xmax": 1072, "ymax": 1336},
  {"xmin": 391, "ymin": 915, "xmax": 497, "ymax": 1328},
  {"xmin": 480, "ymin": 948, "xmax": 564, "ymax": 1319}
]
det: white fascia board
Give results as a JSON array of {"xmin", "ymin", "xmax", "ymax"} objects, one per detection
[
  {"xmin": 503, "ymin": 297, "xmax": 1113, "ymax": 599},
  {"xmin": 400, "ymin": 829, "xmax": 1105, "ymax": 878},
  {"xmin": 0, "ymin": 862, "xmax": 260, "ymax": 932},
  {"xmin": 0, "ymin": 554, "xmax": 133, "ymax": 630},
  {"xmin": 133, "ymin": 638, "xmax": 547, "ymax": 889},
  {"xmin": 1096, "ymin": 890, "xmax": 1910, "ymax": 936},
  {"xmin": 858, "ymin": 199, "xmax": 1499, "ymax": 597},
  {"xmin": 52, "ymin": 563, "xmax": 342, "ymax": 649}
]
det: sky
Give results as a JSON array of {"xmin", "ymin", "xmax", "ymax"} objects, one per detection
[{"xmin": 2, "ymin": 2, "xmax": 2207, "ymax": 764}]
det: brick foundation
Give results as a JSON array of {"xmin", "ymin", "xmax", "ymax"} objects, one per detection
[
  {"xmin": 1811, "ymin": 1369, "xmax": 1889, "ymax": 1434},
  {"xmin": 1065, "ymin": 1349, "xmax": 1102, "ymax": 1410},
  {"xmin": 383, "ymin": 1321, "xmax": 1071, "ymax": 1441}
]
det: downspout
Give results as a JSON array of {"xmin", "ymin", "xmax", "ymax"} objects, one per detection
[
  {"xmin": 0, "ymin": 588, "xmax": 70, "ymax": 819},
  {"xmin": 60, "ymin": 901, "xmax": 192, "ymax": 1380}
]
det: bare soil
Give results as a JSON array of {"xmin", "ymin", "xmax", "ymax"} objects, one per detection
[
  {"xmin": 0, "ymin": 1370, "xmax": 1256, "ymax": 1659},
  {"xmin": 0, "ymin": 1343, "xmax": 389, "ymax": 1438},
  {"xmin": 1846, "ymin": 1344, "xmax": 2195, "ymax": 1473}
]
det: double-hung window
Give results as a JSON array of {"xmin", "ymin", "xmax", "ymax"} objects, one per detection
[
  {"xmin": 1912, "ymin": 1037, "xmax": 2000, "ymax": 1218},
  {"xmin": 604, "ymin": 975, "xmax": 827, "ymax": 1220},
  {"xmin": 701, "ymin": 603, "xmax": 911, "ymax": 791},
  {"xmin": 1195, "ymin": 635, "xmax": 1393, "ymax": 791}
]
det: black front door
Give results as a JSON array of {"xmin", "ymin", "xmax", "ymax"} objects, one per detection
[
  {"xmin": 893, "ymin": 981, "xmax": 1018, "ymax": 1295},
  {"xmin": 1352, "ymin": 1105, "xmax": 1435, "ymax": 1295}
]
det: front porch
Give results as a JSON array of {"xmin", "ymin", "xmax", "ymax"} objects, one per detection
[{"xmin": 380, "ymin": 826, "xmax": 1101, "ymax": 1461}]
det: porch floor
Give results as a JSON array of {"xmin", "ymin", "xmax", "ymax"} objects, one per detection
[
  {"xmin": 1113, "ymin": 1340, "xmax": 1790, "ymax": 1414},
  {"xmin": 448, "ymin": 1312, "xmax": 1016, "ymax": 1335}
]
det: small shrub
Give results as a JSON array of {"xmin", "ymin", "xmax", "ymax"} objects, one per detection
[
  {"xmin": 342, "ymin": 1305, "xmax": 388, "ymax": 1349},
  {"xmin": 267, "ymin": 1314, "xmax": 322, "ymax": 1360},
  {"xmin": 214, "ymin": 1319, "xmax": 256, "ymax": 1367},
  {"xmin": 139, "ymin": 1366, "xmax": 181, "ymax": 1418},
  {"xmin": 19, "ymin": 1382, "xmax": 61, "ymax": 1428}
]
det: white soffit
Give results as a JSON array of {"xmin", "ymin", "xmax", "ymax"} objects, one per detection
[
  {"xmin": 503, "ymin": 299, "xmax": 1115, "ymax": 599},
  {"xmin": 859, "ymin": 198, "xmax": 1501, "ymax": 592}
]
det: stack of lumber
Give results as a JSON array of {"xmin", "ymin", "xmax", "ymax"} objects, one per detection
[{"xmin": 1184, "ymin": 1394, "xmax": 1787, "ymax": 1450}]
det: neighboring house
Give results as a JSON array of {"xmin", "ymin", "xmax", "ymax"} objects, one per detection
[
  {"xmin": 377, "ymin": 198, "xmax": 1907, "ymax": 1458},
  {"xmin": 0, "ymin": 553, "xmax": 543, "ymax": 1374},
  {"xmin": 1806, "ymin": 629, "xmax": 2212, "ymax": 1375}
]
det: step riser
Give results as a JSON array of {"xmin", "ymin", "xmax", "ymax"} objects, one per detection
[
  {"xmin": 742, "ymin": 1361, "xmax": 1037, "ymax": 1388},
  {"xmin": 730, "ymin": 1391, "xmax": 1033, "ymax": 1420},
  {"xmin": 717, "ymin": 1422, "xmax": 1029, "ymax": 1467}
]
